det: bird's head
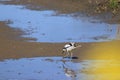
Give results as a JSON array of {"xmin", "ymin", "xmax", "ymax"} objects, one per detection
[
  {"xmin": 70, "ymin": 42, "xmax": 75, "ymax": 45},
  {"xmin": 70, "ymin": 42, "xmax": 78, "ymax": 47}
]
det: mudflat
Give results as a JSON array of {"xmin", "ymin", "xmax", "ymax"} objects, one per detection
[{"xmin": 0, "ymin": 22, "xmax": 120, "ymax": 60}]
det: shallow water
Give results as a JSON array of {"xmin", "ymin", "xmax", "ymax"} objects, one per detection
[
  {"xmin": 0, "ymin": 57, "xmax": 120, "ymax": 80},
  {"xmin": 0, "ymin": 57, "xmax": 79, "ymax": 80},
  {"xmin": 0, "ymin": 4, "xmax": 118, "ymax": 42},
  {"xmin": 0, "ymin": 2, "xmax": 120, "ymax": 80}
]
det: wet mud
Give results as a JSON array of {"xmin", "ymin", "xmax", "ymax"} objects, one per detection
[
  {"xmin": 0, "ymin": 21, "xmax": 120, "ymax": 60},
  {"xmin": 0, "ymin": 22, "xmax": 120, "ymax": 60}
]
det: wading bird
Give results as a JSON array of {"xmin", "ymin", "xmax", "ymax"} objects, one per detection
[{"xmin": 62, "ymin": 42, "xmax": 81, "ymax": 58}]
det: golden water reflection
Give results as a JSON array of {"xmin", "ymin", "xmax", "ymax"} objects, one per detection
[
  {"xmin": 80, "ymin": 60, "xmax": 120, "ymax": 80},
  {"xmin": 79, "ymin": 40, "xmax": 120, "ymax": 80}
]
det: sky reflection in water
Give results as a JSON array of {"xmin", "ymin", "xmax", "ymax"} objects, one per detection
[
  {"xmin": 0, "ymin": 57, "xmax": 79, "ymax": 80},
  {"xmin": 0, "ymin": 4, "xmax": 117, "ymax": 42},
  {"xmin": 0, "ymin": 57, "xmax": 120, "ymax": 80}
]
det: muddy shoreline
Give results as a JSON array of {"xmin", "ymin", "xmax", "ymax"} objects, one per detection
[
  {"xmin": 1, "ymin": 36, "xmax": 120, "ymax": 60},
  {"xmin": 0, "ymin": 22, "xmax": 120, "ymax": 60}
]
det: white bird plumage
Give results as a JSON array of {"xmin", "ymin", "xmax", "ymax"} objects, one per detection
[{"xmin": 62, "ymin": 42, "xmax": 81, "ymax": 58}]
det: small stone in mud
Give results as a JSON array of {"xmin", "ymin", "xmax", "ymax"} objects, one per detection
[{"xmin": 45, "ymin": 58, "xmax": 54, "ymax": 62}]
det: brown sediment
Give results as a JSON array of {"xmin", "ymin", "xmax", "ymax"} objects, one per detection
[
  {"xmin": 1, "ymin": 38, "xmax": 120, "ymax": 61},
  {"xmin": 0, "ymin": 22, "xmax": 63, "ymax": 60},
  {"xmin": 0, "ymin": 0, "xmax": 88, "ymax": 13}
]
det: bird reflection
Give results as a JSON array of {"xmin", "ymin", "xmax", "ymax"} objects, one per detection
[{"xmin": 62, "ymin": 59, "xmax": 77, "ymax": 80}]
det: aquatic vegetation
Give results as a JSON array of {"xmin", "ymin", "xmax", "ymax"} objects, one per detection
[
  {"xmin": 109, "ymin": 0, "xmax": 119, "ymax": 9},
  {"xmin": 89, "ymin": 0, "xmax": 120, "ymax": 15}
]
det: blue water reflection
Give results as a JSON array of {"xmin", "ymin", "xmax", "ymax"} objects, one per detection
[
  {"xmin": 0, "ymin": 57, "xmax": 119, "ymax": 80},
  {"xmin": 0, "ymin": 57, "xmax": 79, "ymax": 80},
  {"xmin": 0, "ymin": 4, "xmax": 117, "ymax": 42}
]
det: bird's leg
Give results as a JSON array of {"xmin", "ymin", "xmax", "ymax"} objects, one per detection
[
  {"xmin": 62, "ymin": 51, "xmax": 65, "ymax": 59},
  {"xmin": 65, "ymin": 51, "xmax": 70, "ymax": 57},
  {"xmin": 70, "ymin": 51, "xmax": 73, "ymax": 59},
  {"xmin": 66, "ymin": 51, "xmax": 70, "ymax": 58},
  {"xmin": 63, "ymin": 51, "xmax": 69, "ymax": 58}
]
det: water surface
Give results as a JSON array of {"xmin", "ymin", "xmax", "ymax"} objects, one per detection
[
  {"xmin": 0, "ymin": 57, "xmax": 120, "ymax": 80},
  {"xmin": 0, "ymin": 4, "xmax": 118, "ymax": 42},
  {"xmin": 0, "ymin": 3, "xmax": 120, "ymax": 80}
]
